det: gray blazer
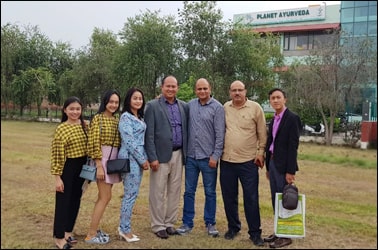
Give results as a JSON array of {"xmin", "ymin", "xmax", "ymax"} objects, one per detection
[{"xmin": 144, "ymin": 96, "xmax": 189, "ymax": 164}]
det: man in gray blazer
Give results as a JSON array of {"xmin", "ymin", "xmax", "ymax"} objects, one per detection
[{"xmin": 144, "ymin": 75, "xmax": 189, "ymax": 239}]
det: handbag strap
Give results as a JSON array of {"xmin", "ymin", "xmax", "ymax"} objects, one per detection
[{"xmin": 105, "ymin": 115, "xmax": 118, "ymax": 161}]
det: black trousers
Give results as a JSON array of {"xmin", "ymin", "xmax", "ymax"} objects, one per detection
[
  {"xmin": 220, "ymin": 159, "xmax": 262, "ymax": 238},
  {"xmin": 53, "ymin": 156, "xmax": 86, "ymax": 239}
]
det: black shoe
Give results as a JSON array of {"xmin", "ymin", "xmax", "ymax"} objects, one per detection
[
  {"xmin": 224, "ymin": 230, "xmax": 238, "ymax": 240},
  {"xmin": 269, "ymin": 237, "xmax": 292, "ymax": 248},
  {"xmin": 250, "ymin": 235, "xmax": 265, "ymax": 246},
  {"xmin": 264, "ymin": 234, "xmax": 277, "ymax": 243},
  {"xmin": 166, "ymin": 227, "xmax": 179, "ymax": 235},
  {"xmin": 155, "ymin": 229, "xmax": 169, "ymax": 239}
]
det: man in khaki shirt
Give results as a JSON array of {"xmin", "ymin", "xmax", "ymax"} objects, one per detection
[{"xmin": 220, "ymin": 80, "xmax": 267, "ymax": 247}]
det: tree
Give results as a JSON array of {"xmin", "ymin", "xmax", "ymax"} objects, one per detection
[
  {"xmin": 115, "ymin": 10, "xmax": 178, "ymax": 100},
  {"xmin": 177, "ymin": 1, "xmax": 228, "ymax": 100},
  {"xmin": 1, "ymin": 23, "xmax": 27, "ymax": 115},
  {"xmin": 216, "ymin": 26, "xmax": 284, "ymax": 103},
  {"xmin": 70, "ymin": 28, "xmax": 120, "ymax": 107},
  {"xmin": 1, "ymin": 23, "xmax": 55, "ymax": 116},
  {"xmin": 177, "ymin": 1, "xmax": 284, "ymax": 104},
  {"xmin": 281, "ymin": 30, "xmax": 376, "ymax": 145}
]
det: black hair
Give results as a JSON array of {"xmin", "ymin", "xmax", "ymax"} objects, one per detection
[
  {"xmin": 61, "ymin": 96, "xmax": 85, "ymax": 130},
  {"xmin": 97, "ymin": 89, "xmax": 121, "ymax": 115},
  {"xmin": 121, "ymin": 87, "xmax": 146, "ymax": 119},
  {"xmin": 268, "ymin": 88, "xmax": 287, "ymax": 98}
]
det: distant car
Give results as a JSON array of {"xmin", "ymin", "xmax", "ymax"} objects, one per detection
[{"xmin": 346, "ymin": 113, "xmax": 363, "ymax": 123}]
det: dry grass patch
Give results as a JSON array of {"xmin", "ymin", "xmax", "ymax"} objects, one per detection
[{"xmin": 1, "ymin": 120, "xmax": 377, "ymax": 249}]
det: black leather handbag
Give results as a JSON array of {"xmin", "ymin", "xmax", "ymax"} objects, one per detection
[
  {"xmin": 106, "ymin": 120, "xmax": 130, "ymax": 175},
  {"xmin": 282, "ymin": 183, "xmax": 299, "ymax": 210},
  {"xmin": 107, "ymin": 158, "xmax": 130, "ymax": 174}
]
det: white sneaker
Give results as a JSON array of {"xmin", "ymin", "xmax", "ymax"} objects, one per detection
[
  {"xmin": 177, "ymin": 224, "xmax": 192, "ymax": 235},
  {"xmin": 207, "ymin": 224, "xmax": 219, "ymax": 237}
]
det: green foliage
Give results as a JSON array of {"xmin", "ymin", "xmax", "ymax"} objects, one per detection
[
  {"xmin": 265, "ymin": 112, "xmax": 274, "ymax": 124},
  {"xmin": 298, "ymin": 152, "xmax": 376, "ymax": 169},
  {"xmin": 114, "ymin": 10, "xmax": 178, "ymax": 100},
  {"xmin": 176, "ymin": 82, "xmax": 196, "ymax": 102}
]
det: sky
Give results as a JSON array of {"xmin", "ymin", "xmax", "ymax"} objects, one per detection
[{"xmin": 1, "ymin": 1, "xmax": 340, "ymax": 50}]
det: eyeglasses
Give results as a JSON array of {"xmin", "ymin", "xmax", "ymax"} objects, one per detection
[{"xmin": 230, "ymin": 89, "xmax": 245, "ymax": 93}]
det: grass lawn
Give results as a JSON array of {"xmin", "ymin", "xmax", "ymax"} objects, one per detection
[{"xmin": 1, "ymin": 120, "xmax": 377, "ymax": 249}]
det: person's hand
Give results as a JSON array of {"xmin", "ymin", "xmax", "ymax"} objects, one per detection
[
  {"xmin": 286, "ymin": 173, "xmax": 295, "ymax": 184},
  {"xmin": 208, "ymin": 157, "xmax": 217, "ymax": 168},
  {"xmin": 255, "ymin": 155, "xmax": 264, "ymax": 169},
  {"xmin": 96, "ymin": 165, "xmax": 105, "ymax": 180},
  {"xmin": 150, "ymin": 160, "xmax": 159, "ymax": 171},
  {"xmin": 55, "ymin": 175, "xmax": 64, "ymax": 193},
  {"xmin": 142, "ymin": 160, "xmax": 150, "ymax": 170}
]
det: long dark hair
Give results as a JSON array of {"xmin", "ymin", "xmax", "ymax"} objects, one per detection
[
  {"xmin": 97, "ymin": 89, "xmax": 121, "ymax": 115},
  {"xmin": 121, "ymin": 87, "xmax": 145, "ymax": 119},
  {"xmin": 61, "ymin": 96, "xmax": 85, "ymax": 129}
]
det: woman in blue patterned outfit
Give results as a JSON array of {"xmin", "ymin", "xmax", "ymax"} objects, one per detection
[{"xmin": 118, "ymin": 87, "xmax": 150, "ymax": 243}]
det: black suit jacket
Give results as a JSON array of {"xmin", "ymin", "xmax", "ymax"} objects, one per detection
[{"xmin": 265, "ymin": 108, "xmax": 301, "ymax": 175}]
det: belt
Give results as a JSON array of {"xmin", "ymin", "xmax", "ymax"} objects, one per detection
[{"xmin": 173, "ymin": 146, "xmax": 182, "ymax": 151}]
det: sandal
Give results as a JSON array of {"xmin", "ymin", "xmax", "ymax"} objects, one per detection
[
  {"xmin": 66, "ymin": 236, "xmax": 78, "ymax": 245},
  {"xmin": 85, "ymin": 235, "xmax": 109, "ymax": 244},
  {"xmin": 56, "ymin": 243, "xmax": 72, "ymax": 249}
]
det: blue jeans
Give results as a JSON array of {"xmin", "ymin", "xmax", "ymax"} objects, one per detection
[{"xmin": 182, "ymin": 157, "xmax": 218, "ymax": 228}]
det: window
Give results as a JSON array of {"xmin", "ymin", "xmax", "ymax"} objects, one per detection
[
  {"xmin": 342, "ymin": 1, "xmax": 354, "ymax": 8},
  {"xmin": 342, "ymin": 22, "xmax": 354, "ymax": 35},
  {"xmin": 283, "ymin": 36, "xmax": 289, "ymax": 51},
  {"xmin": 283, "ymin": 31, "xmax": 334, "ymax": 51},
  {"xmin": 355, "ymin": 1, "xmax": 369, "ymax": 7},
  {"xmin": 368, "ymin": 6, "xmax": 377, "ymax": 20},
  {"xmin": 355, "ymin": 7, "xmax": 369, "ymax": 21},
  {"xmin": 297, "ymin": 34, "xmax": 309, "ymax": 50},
  {"xmin": 354, "ymin": 22, "xmax": 368, "ymax": 35},
  {"xmin": 314, "ymin": 33, "xmax": 333, "ymax": 48},
  {"xmin": 368, "ymin": 21, "xmax": 377, "ymax": 35},
  {"xmin": 341, "ymin": 8, "xmax": 354, "ymax": 22}
]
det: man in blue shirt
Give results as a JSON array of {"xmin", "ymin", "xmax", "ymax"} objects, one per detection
[{"xmin": 177, "ymin": 78, "xmax": 225, "ymax": 237}]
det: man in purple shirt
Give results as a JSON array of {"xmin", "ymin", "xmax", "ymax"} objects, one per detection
[
  {"xmin": 264, "ymin": 88, "xmax": 302, "ymax": 248},
  {"xmin": 144, "ymin": 75, "xmax": 189, "ymax": 239}
]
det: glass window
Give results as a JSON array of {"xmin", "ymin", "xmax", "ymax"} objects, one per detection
[
  {"xmin": 354, "ymin": 7, "xmax": 369, "ymax": 21},
  {"xmin": 354, "ymin": 22, "xmax": 368, "ymax": 35},
  {"xmin": 368, "ymin": 6, "xmax": 377, "ymax": 19},
  {"xmin": 297, "ymin": 34, "xmax": 309, "ymax": 50},
  {"xmin": 369, "ymin": 1, "xmax": 377, "ymax": 6},
  {"xmin": 341, "ymin": 23, "xmax": 354, "ymax": 36},
  {"xmin": 355, "ymin": 1, "xmax": 369, "ymax": 7},
  {"xmin": 368, "ymin": 21, "xmax": 377, "ymax": 35},
  {"xmin": 341, "ymin": 8, "xmax": 354, "ymax": 22},
  {"xmin": 342, "ymin": 1, "xmax": 354, "ymax": 8},
  {"xmin": 283, "ymin": 35, "xmax": 289, "ymax": 51},
  {"xmin": 289, "ymin": 36, "xmax": 297, "ymax": 51},
  {"xmin": 308, "ymin": 33, "xmax": 314, "ymax": 50}
]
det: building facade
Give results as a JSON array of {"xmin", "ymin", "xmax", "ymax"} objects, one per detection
[
  {"xmin": 340, "ymin": 1, "xmax": 376, "ymax": 121},
  {"xmin": 234, "ymin": 2, "xmax": 377, "ymax": 121}
]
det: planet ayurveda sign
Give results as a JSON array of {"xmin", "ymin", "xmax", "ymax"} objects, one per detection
[{"xmin": 234, "ymin": 5, "xmax": 325, "ymax": 26}]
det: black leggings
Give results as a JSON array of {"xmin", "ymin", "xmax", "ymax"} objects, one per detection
[{"xmin": 53, "ymin": 156, "xmax": 86, "ymax": 239}]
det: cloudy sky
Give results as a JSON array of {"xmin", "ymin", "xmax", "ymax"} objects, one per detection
[{"xmin": 2, "ymin": 1, "xmax": 340, "ymax": 49}]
